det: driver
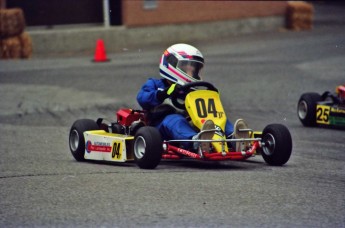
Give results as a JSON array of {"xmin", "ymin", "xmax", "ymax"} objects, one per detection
[
  {"xmin": 336, "ymin": 84, "xmax": 345, "ymax": 104},
  {"xmin": 136, "ymin": 43, "xmax": 234, "ymax": 151}
]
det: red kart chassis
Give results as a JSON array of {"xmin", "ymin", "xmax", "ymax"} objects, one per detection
[
  {"xmin": 116, "ymin": 109, "xmax": 282, "ymax": 165},
  {"xmin": 163, "ymin": 140, "xmax": 260, "ymax": 161},
  {"xmin": 117, "ymin": 108, "xmax": 263, "ymax": 162}
]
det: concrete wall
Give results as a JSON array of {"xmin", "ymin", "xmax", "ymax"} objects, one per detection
[
  {"xmin": 28, "ymin": 16, "xmax": 286, "ymax": 56},
  {"xmin": 122, "ymin": 0, "xmax": 288, "ymax": 27}
]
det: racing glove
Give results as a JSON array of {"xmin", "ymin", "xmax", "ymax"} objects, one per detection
[{"xmin": 156, "ymin": 83, "xmax": 178, "ymax": 102}]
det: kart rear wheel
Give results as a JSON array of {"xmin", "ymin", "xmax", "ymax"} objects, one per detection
[
  {"xmin": 297, "ymin": 93, "xmax": 322, "ymax": 127},
  {"xmin": 134, "ymin": 126, "xmax": 162, "ymax": 169},
  {"xmin": 260, "ymin": 124, "xmax": 292, "ymax": 166},
  {"xmin": 69, "ymin": 119, "xmax": 99, "ymax": 161}
]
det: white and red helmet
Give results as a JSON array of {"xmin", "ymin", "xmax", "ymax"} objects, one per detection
[{"xmin": 159, "ymin": 44, "xmax": 204, "ymax": 85}]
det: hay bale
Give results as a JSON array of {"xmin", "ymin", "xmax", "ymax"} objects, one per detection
[
  {"xmin": 0, "ymin": 35, "xmax": 21, "ymax": 59},
  {"xmin": 286, "ymin": 1, "xmax": 314, "ymax": 30},
  {"xmin": 19, "ymin": 32, "xmax": 32, "ymax": 58},
  {"xmin": 0, "ymin": 32, "xmax": 33, "ymax": 59},
  {"xmin": 0, "ymin": 7, "xmax": 32, "ymax": 59},
  {"xmin": 0, "ymin": 8, "xmax": 26, "ymax": 38}
]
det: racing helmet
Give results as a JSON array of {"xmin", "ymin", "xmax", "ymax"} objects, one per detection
[{"xmin": 159, "ymin": 43, "xmax": 204, "ymax": 85}]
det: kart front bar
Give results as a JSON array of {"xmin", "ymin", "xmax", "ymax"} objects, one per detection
[
  {"xmin": 165, "ymin": 138, "xmax": 262, "ymax": 143},
  {"xmin": 163, "ymin": 141, "xmax": 260, "ymax": 161}
]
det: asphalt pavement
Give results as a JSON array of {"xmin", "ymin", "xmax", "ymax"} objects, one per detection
[{"xmin": 0, "ymin": 3, "xmax": 344, "ymax": 228}]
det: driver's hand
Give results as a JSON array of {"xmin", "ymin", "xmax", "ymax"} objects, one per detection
[
  {"xmin": 167, "ymin": 83, "xmax": 177, "ymax": 96},
  {"xmin": 156, "ymin": 83, "xmax": 179, "ymax": 102}
]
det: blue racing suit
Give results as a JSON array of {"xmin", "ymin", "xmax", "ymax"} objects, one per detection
[{"xmin": 137, "ymin": 78, "xmax": 234, "ymax": 148}]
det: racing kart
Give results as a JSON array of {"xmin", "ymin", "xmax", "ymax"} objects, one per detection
[
  {"xmin": 69, "ymin": 81, "xmax": 292, "ymax": 169},
  {"xmin": 297, "ymin": 84, "xmax": 345, "ymax": 128}
]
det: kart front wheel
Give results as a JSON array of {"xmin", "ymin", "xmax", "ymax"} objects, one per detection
[
  {"xmin": 297, "ymin": 92, "xmax": 322, "ymax": 127},
  {"xmin": 69, "ymin": 119, "xmax": 99, "ymax": 161},
  {"xmin": 260, "ymin": 124, "xmax": 292, "ymax": 166},
  {"xmin": 134, "ymin": 126, "xmax": 163, "ymax": 169}
]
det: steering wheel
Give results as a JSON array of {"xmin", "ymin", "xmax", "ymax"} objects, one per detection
[{"xmin": 171, "ymin": 81, "xmax": 218, "ymax": 110}]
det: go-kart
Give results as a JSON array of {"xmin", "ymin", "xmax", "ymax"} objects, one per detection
[
  {"xmin": 297, "ymin": 84, "xmax": 345, "ymax": 128},
  {"xmin": 69, "ymin": 81, "xmax": 292, "ymax": 169}
]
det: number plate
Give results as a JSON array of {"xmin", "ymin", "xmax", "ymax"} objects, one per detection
[
  {"xmin": 316, "ymin": 105, "xmax": 331, "ymax": 125},
  {"xmin": 185, "ymin": 90, "xmax": 227, "ymax": 130},
  {"xmin": 84, "ymin": 130, "xmax": 134, "ymax": 162}
]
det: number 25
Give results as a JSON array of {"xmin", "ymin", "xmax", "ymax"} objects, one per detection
[
  {"xmin": 316, "ymin": 107, "xmax": 329, "ymax": 123},
  {"xmin": 195, "ymin": 98, "xmax": 217, "ymax": 118}
]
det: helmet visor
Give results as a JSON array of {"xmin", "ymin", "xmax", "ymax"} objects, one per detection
[{"xmin": 177, "ymin": 60, "xmax": 203, "ymax": 80}]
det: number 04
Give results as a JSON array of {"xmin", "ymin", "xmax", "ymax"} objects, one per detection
[{"xmin": 195, "ymin": 98, "xmax": 218, "ymax": 118}]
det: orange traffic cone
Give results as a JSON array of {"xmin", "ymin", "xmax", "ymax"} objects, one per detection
[{"xmin": 92, "ymin": 39, "xmax": 110, "ymax": 62}]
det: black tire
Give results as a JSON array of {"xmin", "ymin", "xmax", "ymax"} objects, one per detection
[
  {"xmin": 260, "ymin": 124, "xmax": 292, "ymax": 166},
  {"xmin": 297, "ymin": 92, "xmax": 322, "ymax": 127},
  {"xmin": 133, "ymin": 126, "xmax": 162, "ymax": 169},
  {"xmin": 69, "ymin": 119, "xmax": 99, "ymax": 161}
]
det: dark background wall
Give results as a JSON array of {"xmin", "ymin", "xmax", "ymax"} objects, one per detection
[
  {"xmin": 6, "ymin": 0, "xmax": 122, "ymax": 26},
  {"xmin": 6, "ymin": 0, "xmax": 287, "ymax": 28}
]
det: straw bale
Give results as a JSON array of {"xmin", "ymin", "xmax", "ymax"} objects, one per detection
[
  {"xmin": 0, "ymin": 8, "xmax": 25, "ymax": 38},
  {"xmin": 0, "ymin": 35, "xmax": 21, "ymax": 59},
  {"xmin": 286, "ymin": 1, "xmax": 314, "ymax": 30},
  {"xmin": 19, "ymin": 32, "xmax": 32, "ymax": 58}
]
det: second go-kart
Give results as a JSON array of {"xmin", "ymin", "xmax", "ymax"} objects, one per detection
[
  {"xmin": 69, "ymin": 81, "xmax": 293, "ymax": 169},
  {"xmin": 297, "ymin": 84, "xmax": 345, "ymax": 128}
]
